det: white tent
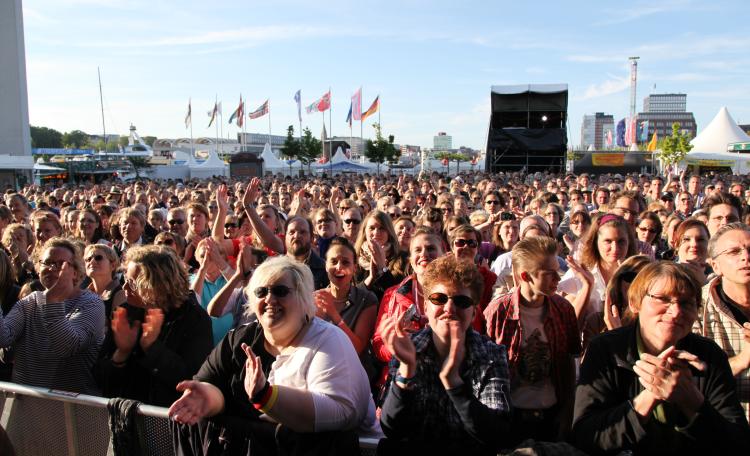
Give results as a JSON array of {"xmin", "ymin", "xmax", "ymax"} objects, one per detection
[
  {"xmin": 191, "ymin": 150, "xmax": 228, "ymax": 179},
  {"xmin": 174, "ymin": 150, "xmax": 198, "ymax": 166},
  {"xmin": 331, "ymin": 147, "xmax": 348, "ymax": 164},
  {"xmin": 260, "ymin": 143, "xmax": 301, "ymax": 174},
  {"xmin": 684, "ymin": 107, "xmax": 750, "ymax": 174}
]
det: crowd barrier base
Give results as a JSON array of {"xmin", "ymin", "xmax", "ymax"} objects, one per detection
[{"xmin": 0, "ymin": 381, "xmax": 378, "ymax": 455}]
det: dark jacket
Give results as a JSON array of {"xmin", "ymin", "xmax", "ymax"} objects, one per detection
[
  {"xmin": 573, "ymin": 323, "xmax": 750, "ymax": 455},
  {"xmin": 305, "ymin": 250, "xmax": 330, "ymax": 290},
  {"xmin": 97, "ymin": 292, "xmax": 213, "ymax": 407}
]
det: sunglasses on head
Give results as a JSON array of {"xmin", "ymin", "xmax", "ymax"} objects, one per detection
[
  {"xmin": 254, "ymin": 285, "xmax": 292, "ymax": 299},
  {"xmin": 85, "ymin": 254, "xmax": 105, "ymax": 262},
  {"xmin": 168, "ymin": 219, "xmax": 185, "ymax": 225},
  {"xmin": 453, "ymin": 239, "xmax": 478, "ymax": 248},
  {"xmin": 427, "ymin": 292, "xmax": 474, "ymax": 309}
]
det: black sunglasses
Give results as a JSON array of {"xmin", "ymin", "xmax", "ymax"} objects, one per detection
[
  {"xmin": 254, "ymin": 285, "xmax": 292, "ymax": 299},
  {"xmin": 157, "ymin": 239, "xmax": 175, "ymax": 246},
  {"xmin": 427, "ymin": 292, "xmax": 474, "ymax": 310},
  {"xmin": 485, "ymin": 200, "xmax": 500, "ymax": 205},
  {"xmin": 224, "ymin": 223, "xmax": 238, "ymax": 229},
  {"xmin": 343, "ymin": 219, "xmax": 361, "ymax": 225},
  {"xmin": 85, "ymin": 254, "xmax": 105, "ymax": 262},
  {"xmin": 453, "ymin": 239, "xmax": 478, "ymax": 248},
  {"xmin": 168, "ymin": 219, "xmax": 185, "ymax": 225},
  {"xmin": 500, "ymin": 212, "xmax": 515, "ymax": 221}
]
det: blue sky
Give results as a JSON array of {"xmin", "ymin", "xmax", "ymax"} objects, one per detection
[{"xmin": 22, "ymin": 0, "xmax": 750, "ymax": 149}]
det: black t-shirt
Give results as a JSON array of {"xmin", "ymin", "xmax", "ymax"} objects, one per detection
[
  {"xmin": 716, "ymin": 283, "xmax": 750, "ymax": 326},
  {"xmin": 194, "ymin": 322, "xmax": 275, "ymax": 419}
]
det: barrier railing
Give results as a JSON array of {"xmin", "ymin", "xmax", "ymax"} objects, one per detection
[{"xmin": 0, "ymin": 381, "xmax": 378, "ymax": 455}]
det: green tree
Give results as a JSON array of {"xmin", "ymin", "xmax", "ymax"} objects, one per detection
[
  {"xmin": 127, "ymin": 156, "xmax": 152, "ymax": 179},
  {"xmin": 435, "ymin": 151, "xmax": 470, "ymax": 174},
  {"xmin": 299, "ymin": 127, "xmax": 322, "ymax": 174},
  {"xmin": 657, "ymin": 122, "xmax": 693, "ymax": 176},
  {"xmin": 62, "ymin": 130, "xmax": 88, "ymax": 149},
  {"xmin": 30, "ymin": 126, "xmax": 63, "ymax": 148},
  {"xmin": 118, "ymin": 136, "xmax": 130, "ymax": 148},
  {"xmin": 280, "ymin": 125, "xmax": 302, "ymax": 175},
  {"xmin": 364, "ymin": 123, "xmax": 401, "ymax": 174}
]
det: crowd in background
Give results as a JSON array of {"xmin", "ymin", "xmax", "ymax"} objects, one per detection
[{"xmin": 1, "ymin": 168, "xmax": 750, "ymax": 455}]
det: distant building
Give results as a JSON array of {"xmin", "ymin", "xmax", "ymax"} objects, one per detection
[
  {"xmin": 637, "ymin": 93, "xmax": 697, "ymax": 140},
  {"xmin": 433, "ymin": 132, "xmax": 452, "ymax": 150},
  {"xmin": 580, "ymin": 112, "xmax": 615, "ymax": 149}
]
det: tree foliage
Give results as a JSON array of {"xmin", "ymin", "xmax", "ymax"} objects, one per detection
[
  {"xmin": 280, "ymin": 125, "xmax": 302, "ymax": 160},
  {"xmin": 364, "ymin": 123, "xmax": 401, "ymax": 174},
  {"xmin": 30, "ymin": 126, "xmax": 63, "ymax": 148},
  {"xmin": 657, "ymin": 122, "xmax": 694, "ymax": 169},
  {"xmin": 434, "ymin": 152, "xmax": 470, "ymax": 174},
  {"xmin": 62, "ymin": 130, "xmax": 88, "ymax": 149},
  {"xmin": 299, "ymin": 127, "xmax": 322, "ymax": 173},
  {"xmin": 127, "ymin": 156, "xmax": 152, "ymax": 179}
]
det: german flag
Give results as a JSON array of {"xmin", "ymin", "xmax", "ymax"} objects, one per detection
[{"xmin": 361, "ymin": 96, "xmax": 379, "ymax": 121}]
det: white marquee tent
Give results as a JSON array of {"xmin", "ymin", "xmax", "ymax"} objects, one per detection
[
  {"xmin": 260, "ymin": 143, "xmax": 301, "ymax": 174},
  {"xmin": 684, "ymin": 107, "xmax": 750, "ymax": 174},
  {"xmin": 191, "ymin": 150, "xmax": 228, "ymax": 179}
]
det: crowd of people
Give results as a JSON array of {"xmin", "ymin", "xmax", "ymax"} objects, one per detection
[{"xmin": 1, "ymin": 168, "xmax": 750, "ymax": 455}]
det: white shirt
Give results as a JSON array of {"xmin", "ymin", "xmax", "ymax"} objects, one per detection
[
  {"xmin": 557, "ymin": 263, "xmax": 607, "ymax": 316},
  {"xmin": 268, "ymin": 318, "xmax": 382, "ymax": 437}
]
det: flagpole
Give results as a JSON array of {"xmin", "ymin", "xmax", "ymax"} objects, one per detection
[
  {"xmin": 214, "ymin": 94, "xmax": 219, "ymax": 156},
  {"xmin": 268, "ymin": 100, "xmax": 272, "ymax": 145},
  {"xmin": 189, "ymin": 98, "xmax": 194, "ymax": 159},
  {"xmin": 329, "ymin": 87, "xmax": 332, "ymax": 161},
  {"xmin": 218, "ymin": 101, "xmax": 223, "ymax": 156}
]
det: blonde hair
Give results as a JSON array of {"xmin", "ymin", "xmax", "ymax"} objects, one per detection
[
  {"xmin": 84, "ymin": 244, "xmax": 119, "ymax": 278},
  {"xmin": 244, "ymin": 256, "xmax": 315, "ymax": 322},
  {"xmin": 511, "ymin": 236, "xmax": 558, "ymax": 276},
  {"xmin": 125, "ymin": 245, "xmax": 189, "ymax": 309},
  {"xmin": 627, "ymin": 262, "xmax": 701, "ymax": 314}
]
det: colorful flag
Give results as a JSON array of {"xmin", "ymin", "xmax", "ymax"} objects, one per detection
[
  {"xmin": 248, "ymin": 100, "xmax": 269, "ymax": 119},
  {"xmin": 216, "ymin": 102, "xmax": 222, "ymax": 116},
  {"xmin": 640, "ymin": 121, "xmax": 649, "ymax": 142},
  {"xmin": 306, "ymin": 90, "xmax": 331, "ymax": 114},
  {"xmin": 293, "ymin": 90, "xmax": 302, "ymax": 122},
  {"xmin": 605, "ymin": 129, "xmax": 613, "ymax": 147},
  {"xmin": 346, "ymin": 102, "xmax": 352, "ymax": 126},
  {"xmin": 185, "ymin": 99, "xmax": 191, "ymax": 128},
  {"xmin": 361, "ymin": 96, "xmax": 380, "ymax": 122},
  {"xmin": 207, "ymin": 102, "xmax": 218, "ymax": 128},
  {"xmin": 351, "ymin": 88, "xmax": 362, "ymax": 121},
  {"xmin": 616, "ymin": 118, "xmax": 626, "ymax": 147},
  {"xmin": 647, "ymin": 132, "xmax": 658, "ymax": 151},
  {"xmin": 627, "ymin": 118, "xmax": 637, "ymax": 146},
  {"xmin": 228, "ymin": 96, "xmax": 244, "ymax": 127}
]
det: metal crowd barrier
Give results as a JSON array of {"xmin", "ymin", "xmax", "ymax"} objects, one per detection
[{"xmin": 0, "ymin": 381, "xmax": 379, "ymax": 455}]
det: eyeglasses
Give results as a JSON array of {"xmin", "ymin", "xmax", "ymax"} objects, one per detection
[
  {"xmin": 253, "ymin": 285, "xmax": 292, "ymax": 299},
  {"xmin": 645, "ymin": 293, "xmax": 696, "ymax": 312},
  {"xmin": 637, "ymin": 226, "xmax": 657, "ymax": 234},
  {"xmin": 613, "ymin": 207, "xmax": 636, "ymax": 216},
  {"xmin": 387, "ymin": 212, "xmax": 399, "ymax": 218},
  {"xmin": 168, "ymin": 219, "xmax": 185, "ymax": 225},
  {"xmin": 156, "ymin": 239, "xmax": 175, "ymax": 246},
  {"xmin": 84, "ymin": 254, "xmax": 105, "ymax": 263},
  {"xmin": 343, "ymin": 219, "xmax": 361, "ymax": 225},
  {"xmin": 712, "ymin": 245, "xmax": 750, "ymax": 260},
  {"xmin": 453, "ymin": 239, "xmax": 478, "ymax": 248},
  {"xmin": 427, "ymin": 292, "xmax": 474, "ymax": 310},
  {"xmin": 224, "ymin": 223, "xmax": 238, "ymax": 229},
  {"xmin": 485, "ymin": 200, "xmax": 500, "ymax": 205},
  {"xmin": 39, "ymin": 259, "xmax": 66, "ymax": 270},
  {"xmin": 317, "ymin": 218, "xmax": 334, "ymax": 225}
]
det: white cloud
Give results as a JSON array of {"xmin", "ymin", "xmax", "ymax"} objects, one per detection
[
  {"xmin": 577, "ymin": 75, "xmax": 630, "ymax": 100},
  {"xmin": 594, "ymin": 0, "xmax": 703, "ymax": 26}
]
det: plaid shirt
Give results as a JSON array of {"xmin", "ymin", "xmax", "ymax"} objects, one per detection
[
  {"xmin": 484, "ymin": 288, "xmax": 581, "ymax": 406},
  {"xmin": 384, "ymin": 327, "xmax": 511, "ymax": 441},
  {"xmin": 695, "ymin": 277, "xmax": 750, "ymax": 420}
]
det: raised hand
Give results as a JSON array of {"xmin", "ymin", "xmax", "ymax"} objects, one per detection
[
  {"xmin": 111, "ymin": 307, "xmax": 140, "ymax": 354},
  {"xmin": 169, "ymin": 381, "xmax": 215, "ymax": 425},
  {"xmin": 566, "ymin": 255, "xmax": 594, "ymax": 287},
  {"xmin": 382, "ymin": 314, "xmax": 416, "ymax": 369},
  {"xmin": 602, "ymin": 292, "xmax": 622, "ymax": 330},
  {"xmin": 243, "ymin": 178, "xmax": 261, "ymax": 208},
  {"xmin": 45, "ymin": 262, "xmax": 77, "ymax": 303},
  {"xmin": 439, "ymin": 323, "xmax": 466, "ymax": 389},
  {"xmin": 140, "ymin": 308, "xmax": 164, "ymax": 351},
  {"xmin": 313, "ymin": 289, "xmax": 341, "ymax": 323},
  {"xmin": 215, "ymin": 184, "xmax": 229, "ymax": 212},
  {"xmin": 368, "ymin": 239, "xmax": 387, "ymax": 271},
  {"xmin": 241, "ymin": 343, "xmax": 267, "ymax": 400}
]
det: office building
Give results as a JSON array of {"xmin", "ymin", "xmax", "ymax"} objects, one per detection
[
  {"xmin": 433, "ymin": 132, "xmax": 452, "ymax": 150},
  {"xmin": 580, "ymin": 112, "xmax": 615, "ymax": 149},
  {"xmin": 638, "ymin": 93, "xmax": 697, "ymax": 140}
]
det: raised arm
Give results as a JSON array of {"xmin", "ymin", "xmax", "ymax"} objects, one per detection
[{"xmin": 243, "ymin": 178, "xmax": 284, "ymax": 254}]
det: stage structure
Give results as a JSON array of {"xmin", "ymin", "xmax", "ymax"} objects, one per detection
[{"xmin": 485, "ymin": 84, "xmax": 568, "ymax": 173}]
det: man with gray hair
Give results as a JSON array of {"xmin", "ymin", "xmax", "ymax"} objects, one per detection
[{"xmin": 696, "ymin": 222, "xmax": 750, "ymax": 418}]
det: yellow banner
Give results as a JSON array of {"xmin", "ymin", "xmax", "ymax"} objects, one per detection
[
  {"xmin": 591, "ymin": 153, "xmax": 624, "ymax": 166},
  {"xmin": 685, "ymin": 157, "xmax": 735, "ymax": 167}
]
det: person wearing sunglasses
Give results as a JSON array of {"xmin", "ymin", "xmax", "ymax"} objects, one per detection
[
  {"xmin": 84, "ymin": 244, "xmax": 126, "ymax": 324},
  {"xmin": 102, "ymin": 245, "xmax": 212, "ymax": 406},
  {"xmin": 167, "ymin": 207, "xmax": 189, "ymax": 238},
  {"xmin": 482, "ymin": 190, "xmax": 505, "ymax": 216},
  {"xmin": 574, "ymin": 262, "xmax": 750, "ymax": 455},
  {"xmin": 0, "ymin": 238, "xmax": 104, "ymax": 394},
  {"xmin": 340, "ymin": 207, "xmax": 363, "ymax": 245},
  {"xmin": 449, "ymin": 224, "xmax": 497, "ymax": 334},
  {"xmin": 581, "ymin": 255, "xmax": 650, "ymax": 353},
  {"xmin": 169, "ymin": 256, "xmax": 380, "ymax": 453},
  {"xmin": 636, "ymin": 211, "xmax": 663, "ymax": 258},
  {"xmin": 379, "ymin": 254, "xmax": 511, "ymax": 454},
  {"xmin": 485, "ymin": 236, "xmax": 580, "ymax": 444}
]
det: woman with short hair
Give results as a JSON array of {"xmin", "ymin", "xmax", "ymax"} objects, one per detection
[
  {"xmin": 169, "ymin": 256, "xmax": 380, "ymax": 453},
  {"xmin": 77, "ymin": 208, "xmax": 108, "ymax": 245},
  {"xmin": 674, "ymin": 218, "xmax": 711, "ymax": 284},
  {"xmin": 84, "ymin": 244, "xmax": 125, "ymax": 320},
  {"xmin": 573, "ymin": 262, "xmax": 750, "ymax": 454}
]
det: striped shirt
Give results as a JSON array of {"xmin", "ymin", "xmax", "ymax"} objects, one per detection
[
  {"xmin": 695, "ymin": 277, "xmax": 750, "ymax": 421},
  {"xmin": 0, "ymin": 290, "xmax": 105, "ymax": 394}
]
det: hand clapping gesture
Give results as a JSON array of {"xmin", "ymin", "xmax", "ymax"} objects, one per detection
[
  {"xmin": 241, "ymin": 343, "xmax": 267, "ymax": 400},
  {"xmin": 111, "ymin": 307, "xmax": 140, "ymax": 359},
  {"xmin": 45, "ymin": 262, "xmax": 78, "ymax": 304},
  {"xmin": 313, "ymin": 289, "xmax": 342, "ymax": 324},
  {"xmin": 382, "ymin": 314, "xmax": 417, "ymax": 373},
  {"xmin": 140, "ymin": 308, "xmax": 164, "ymax": 351},
  {"xmin": 439, "ymin": 324, "xmax": 466, "ymax": 389}
]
